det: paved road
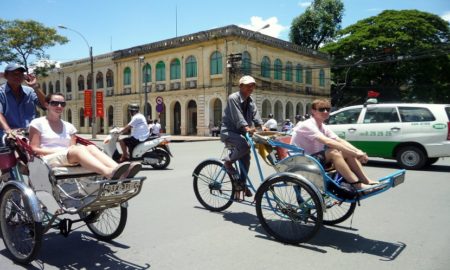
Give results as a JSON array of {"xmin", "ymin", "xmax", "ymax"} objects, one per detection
[{"xmin": 1, "ymin": 140, "xmax": 449, "ymax": 269}]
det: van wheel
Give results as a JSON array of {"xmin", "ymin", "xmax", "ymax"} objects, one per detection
[{"xmin": 396, "ymin": 146, "xmax": 426, "ymax": 170}]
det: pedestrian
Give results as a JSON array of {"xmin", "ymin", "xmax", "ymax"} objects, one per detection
[
  {"xmin": 151, "ymin": 119, "xmax": 161, "ymax": 136},
  {"xmin": 220, "ymin": 75, "xmax": 266, "ymax": 198},
  {"xmin": 263, "ymin": 113, "xmax": 278, "ymax": 131},
  {"xmin": 118, "ymin": 104, "xmax": 149, "ymax": 162}
]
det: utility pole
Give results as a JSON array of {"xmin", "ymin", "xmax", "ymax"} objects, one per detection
[{"xmin": 226, "ymin": 53, "xmax": 242, "ymax": 96}]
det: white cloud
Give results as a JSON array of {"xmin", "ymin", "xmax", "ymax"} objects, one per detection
[
  {"xmin": 442, "ymin": 11, "xmax": 450, "ymax": 22},
  {"xmin": 239, "ymin": 16, "xmax": 288, "ymax": 39},
  {"xmin": 298, "ymin": 1, "xmax": 311, "ymax": 8}
]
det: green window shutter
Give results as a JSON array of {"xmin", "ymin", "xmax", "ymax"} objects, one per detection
[{"xmin": 156, "ymin": 61, "xmax": 165, "ymax": 81}]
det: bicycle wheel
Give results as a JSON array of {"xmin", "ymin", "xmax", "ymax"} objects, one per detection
[
  {"xmin": 80, "ymin": 205, "xmax": 127, "ymax": 241},
  {"xmin": 193, "ymin": 159, "xmax": 235, "ymax": 212},
  {"xmin": 318, "ymin": 196, "xmax": 356, "ymax": 225},
  {"xmin": 0, "ymin": 186, "xmax": 43, "ymax": 264},
  {"xmin": 255, "ymin": 175, "xmax": 322, "ymax": 244}
]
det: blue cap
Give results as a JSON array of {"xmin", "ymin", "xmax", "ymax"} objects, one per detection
[{"xmin": 4, "ymin": 63, "xmax": 26, "ymax": 73}]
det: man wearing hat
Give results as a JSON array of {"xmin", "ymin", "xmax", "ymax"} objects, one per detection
[
  {"xmin": 0, "ymin": 63, "xmax": 46, "ymax": 137},
  {"xmin": 220, "ymin": 75, "xmax": 265, "ymax": 197}
]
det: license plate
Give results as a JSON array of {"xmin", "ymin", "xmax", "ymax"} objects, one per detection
[
  {"xmin": 392, "ymin": 173, "xmax": 405, "ymax": 187},
  {"xmin": 102, "ymin": 180, "xmax": 141, "ymax": 195}
]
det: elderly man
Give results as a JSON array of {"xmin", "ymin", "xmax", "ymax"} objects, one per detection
[
  {"xmin": 220, "ymin": 75, "xmax": 265, "ymax": 197},
  {"xmin": 0, "ymin": 63, "xmax": 46, "ymax": 137}
]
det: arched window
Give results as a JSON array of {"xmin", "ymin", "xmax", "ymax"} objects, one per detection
[
  {"xmin": 306, "ymin": 68, "xmax": 312, "ymax": 85},
  {"xmin": 87, "ymin": 73, "xmax": 92, "ymax": 89},
  {"xmin": 156, "ymin": 61, "xmax": 166, "ymax": 81},
  {"xmin": 241, "ymin": 51, "xmax": 251, "ymax": 75},
  {"xmin": 170, "ymin": 58, "xmax": 181, "ymax": 80},
  {"xmin": 210, "ymin": 51, "xmax": 222, "ymax": 75},
  {"xmin": 66, "ymin": 77, "xmax": 72, "ymax": 92},
  {"xmin": 296, "ymin": 64, "xmax": 303, "ymax": 83},
  {"xmin": 261, "ymin": 56, "xmax": 271, "ymax": 78},
  {"xmin": 55, "ymin": 80, "xmax": 60, "ymax": 92},
  {"xmin": 285, "ymin": 62, "xmax": 293, "ymax": 81},
  {"xmin": 274, "ymin": 59, "xmax": 282, "ymax": 80},
  {"xmin": 185, "ymin": 56, "xmax": 197, "ymax": 78},
  {"xmin": 143, "ymin": 64, "xmax": 151, "ymax": 83},
  {"xmin": 67, "ymin": 109, "xmax": 72, "ymax": 123},
  {"xmin": 96, "ymin": 72, "xmax": 104, "ymax": 88},
  {"xmin": 108, "ymin": 106, "xmax": 114, "ymax": 126},
  {"xmin": 78, "ymin": 75, "xmax": 85, "ymax": 91},
  {"xmin": 319, "ymin": 69, "xmax": 325, "ymax": 87},
  {"xmin": 123, "ymin": 67, "xmax": 131, "ymax": 85},
  {"xmin": 42, "ymin": 82, "xmax": 47, "ymax": 94},
  {"xmin": 49, "ymin": 82, "xmax": 54, "ymax": 94},
  {"xmin": 106, "ymin": 69, "xmax": 114, "ymax": 87},
  {"xmin": 79, "ymin": 108, "xmax": 85, "ymax": 127}
]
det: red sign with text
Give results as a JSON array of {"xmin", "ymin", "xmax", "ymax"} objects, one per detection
[
  {"xmin": 84, "ymin": 90, "xmax": 92, "ymax": 117},
  {"xmin": 96, "ymin": 91, "xmax": 103, "ymax": 118}
]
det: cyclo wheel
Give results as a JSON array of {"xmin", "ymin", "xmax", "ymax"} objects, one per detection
[
  {"xmin": 80, "ymin": 204, "xmax": 127, "ymax": 241},
  {"xmin": 193, "ymin": 159, "xmax": 235, "ymax": 212},
  {"xmin": 0, "ymin": 186, "xmax": 43, "ymax": 264},
  {"xmin": 255, "ymin": 175, "xmax": 323, "ymax": 244},
  {"xmin": 316, "ymin": 195, "xmax": 356, "ymax": 225}
]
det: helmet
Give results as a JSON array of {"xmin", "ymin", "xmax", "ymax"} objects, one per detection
[
  {"xmin": 128, "ymin": 103, "xmax": 139, "ymax": 112},
  {"xmin": 268, "ymin": 113, "xmax": 273, "ymax": 118},
  {"xmin": 295, "ymin": 115, "xmax": 301, "ymax": 121}
]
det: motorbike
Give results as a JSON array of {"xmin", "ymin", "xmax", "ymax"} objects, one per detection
[{"xmin": 103, "ymin": 127, "xmax": 172, "ymax": 169}]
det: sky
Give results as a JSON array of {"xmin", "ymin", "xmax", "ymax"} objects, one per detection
[{"xmin": 1, "ymin": 0, "xmax": 450, "ymax": 68}]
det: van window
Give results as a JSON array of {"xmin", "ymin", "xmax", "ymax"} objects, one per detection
[
  {"xmin": 328, "ymin": 108, "xmax": 361, "ymax": 125},
  {"xmin": 363, "ymin": 107, "xmax": 399, "ymax": 123},
  {"xmin": 399, "ymin": 107, "xmax": 435, "ymax": 122}
]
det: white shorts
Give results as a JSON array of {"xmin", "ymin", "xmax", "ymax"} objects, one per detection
[{"xmin": 42, "ymin": 149, "xmax": 79, "ymax": 168}]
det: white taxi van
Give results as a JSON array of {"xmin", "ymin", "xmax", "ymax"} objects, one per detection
[{"xmin": 327, "ymin": 103, "xmax": 450, "ymax": 169}]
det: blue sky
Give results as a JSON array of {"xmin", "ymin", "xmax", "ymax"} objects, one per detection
[{"xmin": 2, "ymin": 0, "xmax": 450, "ymax": 67}]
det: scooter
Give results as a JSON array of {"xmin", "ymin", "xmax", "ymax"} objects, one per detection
[{"xmin": 103, "ymin": 127, "xmax": 172, "ymax": 169}]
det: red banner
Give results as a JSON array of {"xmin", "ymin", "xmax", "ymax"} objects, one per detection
[
  {"xmin": 84, "ymin": 89, "xmax": 92, "ymax": 117},
  {"xmin": 96, "ymin": 91, "xmax": 104, "ymax": 118}
]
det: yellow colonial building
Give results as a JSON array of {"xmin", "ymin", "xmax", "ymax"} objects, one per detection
[{"xmin": 41, "ymin": 25, "xmax": 330, "ymax": 135}]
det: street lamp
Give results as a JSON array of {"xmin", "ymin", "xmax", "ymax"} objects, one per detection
[
  {"xmin": 58, "ymin": 25, "xmax": 96, "ymax": 139},
  {"xmin": 244, "ymin": 23, "xmax": 270, "ymax": 48}
]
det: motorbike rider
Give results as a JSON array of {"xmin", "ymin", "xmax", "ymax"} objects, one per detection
[{"xmin": 119, "ymin": 104, "xmax": 150, "ymax": 162}]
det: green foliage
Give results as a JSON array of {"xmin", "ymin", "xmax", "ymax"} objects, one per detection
[
  {"xmin": 290, "ymin": 0, "xmax": 344, "ymax": 50},
  {"xmin": 322, "ymin": 10, "xmax": 450, "ymax": 106},
  {"xmin": 0, "ymin": 19, "xmax": 68, "ymax": 73}
]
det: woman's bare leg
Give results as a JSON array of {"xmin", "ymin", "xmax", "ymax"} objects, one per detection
[
  {"xmin": 67, "ymin": 145, "xmax": 114, "ymax": 177},
  {"xmin": 85, "ymin": 145, "xmax": 118, "ymax": 169}
]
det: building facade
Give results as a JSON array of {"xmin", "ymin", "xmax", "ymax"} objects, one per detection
[{"xmin": 40, "ymin": 25, "xmax": 331, "ymax": 135}]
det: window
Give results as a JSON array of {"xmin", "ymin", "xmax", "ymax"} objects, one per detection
[
  {"xmin": 285, "ymin": 62, "xmax": 293, "ymax": 81},
  {"xmin": 364, "ymin": 107, "xmax": 399, "ymax": 123},
  {"xmin": 328, "ymin": 108, "xmax": 362, "ymax": 125},
  {"xmin": 49, "ymin": 82, "xmax": 54, "ymax": 94},
  {"xmin": 274, "ymin": 59, "xmax": 282, "ymax": 80},
  {"xmin": 296, "ymin": 64, "xmax": 303, "ymax": 83},
  {"xmin": 42, "ymin": 82, "xmax": 47, "ymax": 94},
  {"xmin": 78, "ymin": 75, "xmax": 85, "ymax": 91},
  {"xmin": 156, "ymin": 61, "xmax": 166, "ymax": 81},
  {"xmin": 241, "ymin": 51, "xmax": 251, "ymax": 75},
  {"xmin": 170, "ymin": 58, "xmax": 181, "ymax": 80},
  {"xmin": 185, "ymin": 56, "xmax": 197, "ymax": 78},
  {"xmin": 55, "ymin": 80, "xmax": 60, "ymax": 92},
  {"xmin": 143, "ymin": 64, "xmax": 151, "ymax": 83},
  {"xmin": 66, "ymin": 77, "xmax": 72, "ymax": 92},
  {"xmin": 87, "ymin": 73, "xmax": 92, "ymax": 89},
  {"xmin": 123, "ymin": 67, "xmax": 131, "ymax": 85},
  {"xmin": 106, "ymin": 69, "xmax": 114, "ymax": 87},
  {"xmin": 399, "ymin": 107, "xmax": 436, "ymax": 122},
  {"xmin": 79, "ymin": 108, "xmax": 85, "ymax": 127},
  {"xmin": 96, "ymin": 72, "xmax": 104, "ymax": 88},
  {"xmin": 305, "ymin": 68, "xmax": 312, "ymax": 85},
  {"xmin": 261, "ymin": 56, "xmax": 271, "ymax": 78},
  {"xmin": 210, "ymin": 51, "xmax": 222, "ymax": 75},
  {"xmin": 319, "ymin": 69, "xmax": 325, "ymax": 87}
]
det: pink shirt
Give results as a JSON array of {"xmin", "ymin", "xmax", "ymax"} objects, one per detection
[{"xmin": 290, "ymin": 117, "xmax": 338, "ymax": 154}]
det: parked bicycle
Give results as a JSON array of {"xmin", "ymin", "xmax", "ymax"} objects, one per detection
[{"xmin": 193, "ymin": 131, "xmax": 405, "ymax": 244}]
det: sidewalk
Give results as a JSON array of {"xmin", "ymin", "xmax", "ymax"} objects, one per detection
[{"xmin": 77, "ymin": 133, "xmax": 221, "ymax": 143}]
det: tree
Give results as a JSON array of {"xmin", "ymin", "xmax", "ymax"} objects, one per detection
[
  {"xmin": 0, "ymin": 19, "xmax": 68, "ymax": 73},
  {"xmin": 289, "ymin": 0, "xmax": 344, "ymax": 50},
  {"xmin": 322, "ymin": 10, "xmax": 450, "ymax": 106}
]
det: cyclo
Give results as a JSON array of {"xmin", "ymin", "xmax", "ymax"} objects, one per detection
[
  {"xmin": 193, "ymin": 131, "xmax": 405, "ymax": 244},
  {"xmin": 0, "ymin": 130, "xmax": 146, "ymax": 264}
]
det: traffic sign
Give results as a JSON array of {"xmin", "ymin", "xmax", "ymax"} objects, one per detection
[{"xmin": 156, "ymin": 96, "xmax": 163, "ymax": 105}]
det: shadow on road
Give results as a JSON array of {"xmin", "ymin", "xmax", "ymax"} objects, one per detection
[
  {"xmin": 0, "ymin": 232, "xmax": 151, "ymax": 269},
  {"xmin": 213, "ymin": 209, "xmax": 405, "ymax": 260}
]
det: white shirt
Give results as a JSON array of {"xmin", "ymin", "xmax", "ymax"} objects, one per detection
[
  {"xmin": 290, "ymin": 117, "xmax": 338, "ymax": 154},
  {"xmin": 152, "ymin": 122, "xmax": 161, "ymax": 135},
  {"xmin": 29, "ymin": 117, "xmax": 77, "ymax": 151},
  {"xmin": 264, "ymin": 118, "xmax": 278, "ymax": 130},
  {"xmin": 128, "ymin": 113, "xmax": 150, "ymax": 141}
]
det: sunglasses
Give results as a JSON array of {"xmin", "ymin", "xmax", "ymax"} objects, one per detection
[
  {"xmin": 49, "ymin": 101, "xmax": 66, "ymax": 107},
  {"xmin": 316, "ymin": 107, "xmax": 331, "ymax": 112}
]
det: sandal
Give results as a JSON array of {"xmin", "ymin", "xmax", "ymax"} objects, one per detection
[
  {"xmin": 126, "ymin": 162, "xmax": 142, "ymax": 178},
  {"xmin": 110, "ymin": 162, "xmax": 130, "ymax": 180}
]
